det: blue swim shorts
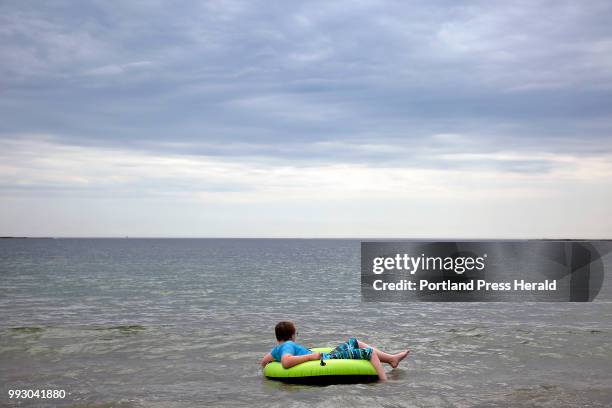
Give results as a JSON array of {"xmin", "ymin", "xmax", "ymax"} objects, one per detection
[{"xmin": 322, "ymin": 337, "xmax": 373, "ymax": 360}]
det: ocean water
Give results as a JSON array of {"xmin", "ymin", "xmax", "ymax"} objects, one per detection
[{"xmin": 1, "ymin": 238, "xmax": 611, "ymax": 407}]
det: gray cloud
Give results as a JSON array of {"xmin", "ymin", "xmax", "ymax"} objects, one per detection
[
  {"xmin": 1, "ymin": 1, "xmax": 612, "ymax": 236},
  {"xmin": 2, "ymin": 1, "xmax": 612, "ymax": 159}
]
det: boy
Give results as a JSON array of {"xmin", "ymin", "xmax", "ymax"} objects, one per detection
[{"xmin": 260, "ymin": 321, "xmax": 410, "ymax": 381}]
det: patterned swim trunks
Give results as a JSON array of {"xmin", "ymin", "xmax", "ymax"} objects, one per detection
[{"xmin": 322, "ymin": 337, "xmax": 373, "ymax": 360}]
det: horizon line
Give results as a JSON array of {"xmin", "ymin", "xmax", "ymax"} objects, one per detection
[{"xmin": 2, "ymin": 236, "xmax": 611, "ymax": 241}]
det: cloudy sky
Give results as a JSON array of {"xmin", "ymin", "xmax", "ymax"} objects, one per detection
[{"xmin": 1, "ymin": 0, "xmax": 611, "ymax": 237}]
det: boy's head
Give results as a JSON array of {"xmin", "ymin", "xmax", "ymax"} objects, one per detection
[{"xmin": 275, "ymin": 321, "xmax": 296, "ymax": 341}]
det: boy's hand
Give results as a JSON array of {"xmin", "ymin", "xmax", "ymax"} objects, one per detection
[
  {"xmin": 310, "ymin": 352, "xmax": 322, "ymax": 361},
  {"xmin": 260, "ymin": 352, "xmax": 274, "ymax": 368}
]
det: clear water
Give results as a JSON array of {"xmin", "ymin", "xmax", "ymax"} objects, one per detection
[{"xmin": 1, "ymin": 239, "xmax": 611, "ymax": 407}]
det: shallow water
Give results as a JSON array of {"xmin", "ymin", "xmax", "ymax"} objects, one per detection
[{"xmin": 1, "ymin": 239, "xmax": 611, "ymax": 407}]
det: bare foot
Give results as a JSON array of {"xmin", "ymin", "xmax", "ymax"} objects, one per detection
[{"xmin": 390, "ymin": 350, "xmax": 410, "ymax": 368}]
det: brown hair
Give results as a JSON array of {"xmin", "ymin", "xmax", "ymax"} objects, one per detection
[{"xmin": 275, "ymin": 321, "xmax": 296, "ymax": 341}]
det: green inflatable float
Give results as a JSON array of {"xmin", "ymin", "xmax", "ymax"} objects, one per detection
[{"xmin": 263, "ymin": 347, "xmax": 378, "ymax": 384}]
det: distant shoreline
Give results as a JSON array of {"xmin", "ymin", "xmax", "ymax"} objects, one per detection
[
  {"xmin": 0, "ymin": 237, "xmax": 610, "ymax": 241},
  {"xmin": 0, "ymin": 237, "xmax": 54, "ymax": 239}
]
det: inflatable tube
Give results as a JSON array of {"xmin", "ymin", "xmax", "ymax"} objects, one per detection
[{"xmin": 263, "ymin": 347, "xmax": 378, "ymax": 384}]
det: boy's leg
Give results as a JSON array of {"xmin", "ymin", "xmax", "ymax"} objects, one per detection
[
  {"xmin": 357, "ymin": 340, "xmax": 394, "ymax": 363},
  {"xmin": 370, "ymin": 351, "xmax": 387, "ymax": 381},
  {"xmin": 357, "ymin": 340, "xmax": 410, "ymax": 368},
  {"xmin": 330, "ymin": 338, "xmax": 387, "ymax": 380}
]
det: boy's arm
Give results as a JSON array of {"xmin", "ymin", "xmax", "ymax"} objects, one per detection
[
  {"xmin": 260, "ymin": 353, "xmax": 274, "ymax": 368},
  {"xmin": 280, "ymin": 352, "xmax": 321, "ymax": 369}
]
